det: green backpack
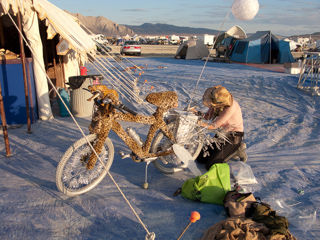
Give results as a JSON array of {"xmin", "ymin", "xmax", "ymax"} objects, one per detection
[
  {"xmin": 180, "ymin": 163, "xmax": 231, "ymax": 205},
  {"xmin": 252, "ymin": 202, "xmax": 290, "ymax": 236}
]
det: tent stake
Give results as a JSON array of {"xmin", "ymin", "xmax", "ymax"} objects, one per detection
[{"xmin": 0, "ymin": 80, "xmax": 12, "ymax": 157}]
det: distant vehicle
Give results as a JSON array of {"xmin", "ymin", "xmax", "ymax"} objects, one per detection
[
  {"xmin": 197, "ymin": 34, "xmax": 215, "ymax": 46},
  {"xmin": 180, "ymin": 36, "xmax": 189, "ymax": 44},
  {"xmin": 120, "ymin": 40, "xmax": 141, "ymax": 56},
  {"xmin": 169, "ymin": 35, "xmax": 180, "ymax": 45},
  {"xmin": 157, "ymin": 39, "xmax": 168, "ymax": 45},
  {"xmin": 216, "ymin": 37, "xmax": 240, "ymax": 58},
  {"xmin": 97, "ymin": 45, "xmax": 112, "ymax": 54},
  {"xmin": 91, "ymin": 34, "xmax": 108, "ymax": 45}
]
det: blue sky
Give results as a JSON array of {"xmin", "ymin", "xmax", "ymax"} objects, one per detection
[{"xmin": 50, "ymin": 0, "xmax": 319, "ymax": 37}]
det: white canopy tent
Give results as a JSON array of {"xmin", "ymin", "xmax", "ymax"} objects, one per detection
[{"xmin": 0, "ymin": 0, "xmax": 96, "ymax": 120}]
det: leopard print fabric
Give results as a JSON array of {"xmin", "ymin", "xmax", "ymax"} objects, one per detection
[{"xmin": 86, "ymin": 85, "xmax": 178, "ymax": 169}]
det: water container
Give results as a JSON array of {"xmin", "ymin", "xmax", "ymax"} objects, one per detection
[
  {"xmin": 126, "ymin": 127, "xmax": 143, "ymax": 147},
  {"xmin": 58, "ymin": 88, "xmax": 70, "ymax": 117},
  {"xmin": 80, "ymin": 66, "xmax": 87, "ymax": 76}
]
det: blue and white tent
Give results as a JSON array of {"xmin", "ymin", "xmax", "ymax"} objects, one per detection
[{"xmin": 230, "ymin": 31, "xmax": 295, "ymax": 64}]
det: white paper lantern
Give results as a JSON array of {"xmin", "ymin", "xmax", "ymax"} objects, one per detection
[{"xmin": 232, "ymin": 0, "xmax": 259, "ymax": 21}]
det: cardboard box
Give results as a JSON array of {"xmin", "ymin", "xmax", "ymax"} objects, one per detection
[
  {"xmin": 284, "ymin": 62, "xmax": 300, "ymax": 68},
  {"xmin": 284, "ymin": 68, "xmax": 301, "ymax": 74}
]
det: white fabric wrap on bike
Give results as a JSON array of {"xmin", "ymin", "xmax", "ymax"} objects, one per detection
[{"xmin": 173, "ymin": 144, "xmax": 202, "ymax": 176}]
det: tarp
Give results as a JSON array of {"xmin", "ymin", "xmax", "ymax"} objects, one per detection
[
  {"xmin": 22, "ymin": 10, "xmax": 52, "ymax": 119},
  {"xmin": 0, "ymin": 0, "xmax": 95, "ymax": 120},
  {"xmin": 230, "ymin": 31, "xmax": 295, "ymax": 64},
  {"xmin": 174, "ymin": 39, "xmax": 209, "ymax": 60}
]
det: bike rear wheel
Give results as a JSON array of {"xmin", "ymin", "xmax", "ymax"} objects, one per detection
[
  {"xmin": 56, "ymin": 134, "xmax": 114, "ymax": 196},
  {"xmin": 151, "ymin": 120, "xmax": 203, "ymax": 174}
]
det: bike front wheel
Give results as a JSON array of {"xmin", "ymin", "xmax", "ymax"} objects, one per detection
[
  {"xmin": 151, "ymin": 121, "xmax": 203, "ymax": 174},
  {"xmin": 56, "ymin": 134, "xmax": 114, "ymax": 196}
]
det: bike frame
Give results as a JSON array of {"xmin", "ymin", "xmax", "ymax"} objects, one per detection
[{"xmin": 86, "ymin": 85, "xmax": 179, "ymax": 170}]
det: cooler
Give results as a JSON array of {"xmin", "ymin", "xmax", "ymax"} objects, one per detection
[{"xmin": 0, "ymin": 58, "xmax": 38, "ymax": 124}]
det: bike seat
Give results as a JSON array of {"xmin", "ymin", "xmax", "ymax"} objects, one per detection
[{"xmin": 146, "ymin": 91, "xmax": 178, "ymax": 110}]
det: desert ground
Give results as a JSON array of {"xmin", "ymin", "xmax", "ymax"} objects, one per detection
[
  {"xmin": 109, "ymin": 44, "xmax": 181, "ymax": 57},
  {"xmin": 108, "ymin": 43, "xmax": 303, "ymax": 59},
  {"xmin": 2, "ymin": 56, "xmax": 319, "ymax": 240}
]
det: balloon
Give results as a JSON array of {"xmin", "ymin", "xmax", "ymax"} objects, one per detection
[{"xmin": 232, "ymin": 0, "xmax": 259, "ymax": 21}]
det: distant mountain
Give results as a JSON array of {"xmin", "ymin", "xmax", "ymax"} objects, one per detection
[
  {"xmin": 68, "ymin": 12, "xmax": 135, "ymax": 36},
  {"xmin": 67, "ymin": 13, "xmax": 319, "ymax": 40},
  {"xmin": 123, "ymin": 23, "xmax": 220, "ymax": 36},
  {"xmin": 289, "ymin": 32, "xmax": 320, "ymax": 41}
]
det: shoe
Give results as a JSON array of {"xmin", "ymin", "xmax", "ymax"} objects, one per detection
[
  {"xmin": 223, "ymin": 143, "xmax": 247, "ymax": 163},
  {"xmin": 238, "ymin": 143, "xmax": 247, "ymax": 162},
  {"xmin": 223, "ymin": 151, "xmax": 238, "ymax": 162}
]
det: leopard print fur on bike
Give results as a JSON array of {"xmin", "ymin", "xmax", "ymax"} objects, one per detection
[{"xmin": 86, "ymin": 85, "xmax": 178, "ymax": 170}]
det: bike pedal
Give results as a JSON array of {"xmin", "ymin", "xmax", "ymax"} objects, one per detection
[
  {"xmin": 118, "ymin": 150, "xmax": 130, "ymax": 159},
  {"xmin": 142, "ymin": 157, "xmax": 157, "ymax": 162}
]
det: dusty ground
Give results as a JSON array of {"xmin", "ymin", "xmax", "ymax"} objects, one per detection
[
  {"xmin": 109, "ymin": 44, "xmax": 180, "ymax": 58},
  {"xmin": 107, "ymin": 44, "xmax": 304, "ymax": 59}
]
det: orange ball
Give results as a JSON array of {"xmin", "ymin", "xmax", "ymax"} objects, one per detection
[{"xmin": 190, "ymin": 211, "xmax": 200, "ymax": 223}]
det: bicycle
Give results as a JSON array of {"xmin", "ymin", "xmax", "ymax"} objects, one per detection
[{"xmin": 55, "ymin": 84, "xmax": 204, "ymax": 196}]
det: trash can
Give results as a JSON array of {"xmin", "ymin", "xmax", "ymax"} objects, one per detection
[{"xmin": 68, "ymin": 75, "xmax": 103, "ymax": 117}]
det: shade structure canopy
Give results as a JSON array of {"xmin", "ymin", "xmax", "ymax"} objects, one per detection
[
  {"xmin": 0, "ymin": 0, "xmax": 95, "ymax": 57},
  {"xmin": 0, "ymin": 0, "xmax": 96, "ymax": 120}
]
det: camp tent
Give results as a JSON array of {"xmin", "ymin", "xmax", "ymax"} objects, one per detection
[
  {"xmin": 213, "ymin": 25, "xmax": 247, "ymax": 48},
  {"xmin": 174, "ymin": 39, "xmax": 209, "ymax": 60},
  {"xmin": 230, "ymin": 31, "xmax": 295, "ymax": 64},
  {"xmin": 0, "ymin": 0, "xmax": 96, "ymax": 120}
]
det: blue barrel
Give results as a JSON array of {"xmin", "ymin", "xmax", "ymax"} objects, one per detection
[{"xmin": 58, "ymin": 88, "xmax": 70, "ymax": 117}]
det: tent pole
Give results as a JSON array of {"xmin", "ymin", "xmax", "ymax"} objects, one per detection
[
  {"xmin": 52, "ymin": 40, "xmax": 58, "ymax": 90},
  {"xmin": 0, "ymin": 17, "xmax": 5, "ymax": 47},
  {"xmin": 17, "ymin": 12, "xmax": 32, "ymax": 134},
  {"xmin": 26, "ymin": 58, "xmax": 36, "ymax": 123},
  {"xmin": 269, "ymin": 33, "xmax": 271, "ymax": 64},
  {"xmin": 60, "ymin": 56, "xmax": 66, "ymax": 90},
  {"xmin": 0, "ymin": 80, "xmax": 12, "ymax": 157}
]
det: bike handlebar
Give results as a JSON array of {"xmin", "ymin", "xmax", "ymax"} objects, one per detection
[
  {"xmin": 115, "ymin": 103, "xmax": 138, "ymax": 116},
  {"xmin": 102, "ymin": 98, "xmax": 138, "ymax": 116}
]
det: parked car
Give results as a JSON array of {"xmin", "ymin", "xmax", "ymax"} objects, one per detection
[
  {"xmin": 120, "ymin": 40, "xmax": 141, "ymax": 56},
  {"xmin": 216, "ymin": 37, "xmax": 240, "ymax": 58},
  {"xmin": 96, "ymin": 44, "xmax": 112, "ymax": 54}
]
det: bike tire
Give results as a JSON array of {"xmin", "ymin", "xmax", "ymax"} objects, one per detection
[
  {"xmin": 151, "ymin": 121, "xmax": 203, "ymax": 174},
  {"xmin": 56, "ymin": 134, "xmax": 114, "ymax": 196}
]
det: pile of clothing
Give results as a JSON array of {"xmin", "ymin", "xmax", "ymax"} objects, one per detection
[
  {"xmin": 0, "ymin": 49, "xmax": 19, "ymax": 60},
  {"xmin": 200, "ymin": 189, "xmax": 297, "ymax": 240},
  {"xmin": 200, "ymin": 217, "xmax": 296, "ymax": 240}
]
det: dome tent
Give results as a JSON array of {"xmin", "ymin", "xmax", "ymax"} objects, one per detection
[
  {"xmin": 213, "ymin": 25, "xmax": 247, "ymax": 48},
  {"xmin": 174, "ymin": 39, "xmax": 209, "ymax": 60},
  {"xmin": 230, "ymin": 31, "xmax": 295, "ymax": 64}
]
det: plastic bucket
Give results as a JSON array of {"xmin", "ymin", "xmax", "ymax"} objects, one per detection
[{"xmin": 58, "ymin": 88, "xmax": 70, "ymax": 117}]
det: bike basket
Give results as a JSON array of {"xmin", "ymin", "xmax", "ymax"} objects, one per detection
[{"xmin": 174, "ymin": 113, "xmax": 198, "ymax": 144}]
